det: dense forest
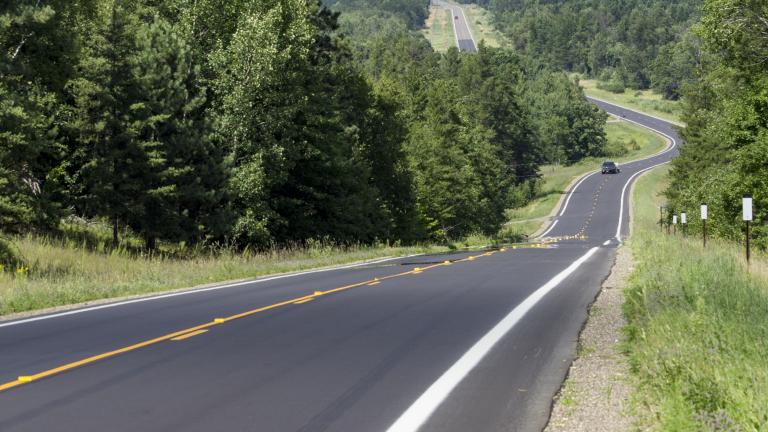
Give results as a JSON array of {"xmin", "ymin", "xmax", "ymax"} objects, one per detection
[
  {"xmin": 472, "ymin": 0, "xmax": 702, "ymax": 99},
  {"xmin": 0, "ymin": 0, "xmax": 608, "ymax": 264},
  {"xmin": 667, "ymin": 0, "xmax": 768, "ymax": 250}
]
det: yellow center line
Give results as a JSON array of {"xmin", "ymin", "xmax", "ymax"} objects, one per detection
[
  {"xmin": 292, "ymin": 298, "xmax": 315, "ymax": 304},
  {"xmin": 171, "ymin": 329, "xmax": 209, "ymax": 341},
  {"xmin": 0, "ymin": 248, "xmax": 515, "ymax": 393}
]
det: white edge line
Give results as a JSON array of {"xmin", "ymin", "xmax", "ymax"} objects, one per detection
[
  {"xmin": 0, "ymin": 254, "xmax": 420, "ymax": 329},
  {"xmin": 558, "ymin": 171, "xmax": 597, "ymax": 217},
  {"xmin": 529, "ymin": 84, "xmax": 678, "ymax": 241},
  {"xmin": 448, "ymin": 4, "xmax": 459, "ymax": 50},
  {"xmin": 585, "ymin": 95, "xmax": 685, "ymax": 127},
  {"xmin": 536, "ymin": 219, "xmax": 559, "ymax": 239},
  {"xmin": 615, "ymin": 160, "xmax": 671, "ymax": 240},
  {"xmin": 611, "ymin": 104, "xmax": 679, "ymax": 241},
  {"xmin": 385, "ymin": 246, "xmax": 600, "ymax": 432},
  {"xmin": 602, "ymin": 240, "xmax": 611, "ymax": 246},
  {"xmin": 458, "ymin": 5, "xmax": 476, "ymax": 50}
]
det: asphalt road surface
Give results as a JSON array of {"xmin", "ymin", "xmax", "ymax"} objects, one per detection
[
  {"xmin": 0, "ymin": 100, "xmax": 680, "ymax": 432},
  {"xmin": 434, "ymin": 0, "xmax": 476, "ymax": 52}
]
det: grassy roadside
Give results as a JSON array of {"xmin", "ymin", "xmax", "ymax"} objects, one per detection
[
  {"xmin": 504, "ymin": 120, "xmax": 667, "ymax": 237},
  {"xmin": 421, "ymin": 6, "xmax": 455, "ymax": 52},
  {"xmin": 0, "ymin": 238, "xmax": 451, "ymax": 316},
  {"xmin": 461, "ymin": 4, "xmax": 507, "ymax": 48},
  {"xmin": 625, "ymin": 166, "xmax": 768, "ymax": 430},
  {"xmin": 576, "ymin": 78, "xmax": 683, "ymax": 125}
]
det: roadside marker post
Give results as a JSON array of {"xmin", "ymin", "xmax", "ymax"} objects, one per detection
[
  {"xmin": 681, "ymin": 212, "xmax": 687, "ymax": 237},
  {"xmin": 672, "ymin": 214, "xmax": 678, "ymax": 235},
  {"xmin": 743, "ymin": 194, "xmax": 753, "ymax": 264},
  {"xmin": 700, "ymin": 203, "xmax": 708, "ymax": 248}
]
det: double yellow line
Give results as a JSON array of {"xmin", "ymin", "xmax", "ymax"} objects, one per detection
[{"xmin": 0, "ymin": 248, "xmax": 510, "ymax": 393}]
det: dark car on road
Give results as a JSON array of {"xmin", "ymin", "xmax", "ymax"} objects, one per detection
[{"xmin": 601, "ymin": 161, "xmax": 620, "ymax": 174}]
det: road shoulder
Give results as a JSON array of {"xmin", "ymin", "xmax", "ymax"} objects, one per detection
[{"xmin": 544, "ymin": 245, "xmax": 635, "ymax": 431}]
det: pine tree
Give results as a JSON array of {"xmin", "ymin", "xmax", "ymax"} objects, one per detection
[
  {"xmin": 128, "ymin": 17, "xmax": 227, "ymax": 249},
  {"xmin": 67, "ymin": 1, "xmax": 145, "ymax": 245}
]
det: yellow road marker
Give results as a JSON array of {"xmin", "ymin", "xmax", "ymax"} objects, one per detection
[
  {"xmin": 367, "ymin": 281, "xmax": 381, "ymax": 286},
  {"xmin": 443, "ymin": 260, "xmax": 451, "ymax": 265},
  {"xmin": 171, "ymin": 329, "xmax": 208, "ymax": 341},
  {"xmin": 0, "ymin": 247, "xmax": 502, "ymax": 394},
  {"xmin": 293, "ymin": 298, "xmax": 315, "ymax": 304}
]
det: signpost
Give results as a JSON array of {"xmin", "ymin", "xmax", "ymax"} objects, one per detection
[
  {"xmin": 681, "ymin": 211, "xmax": 687, "ymax": 236},
  {"xmin": 700, "ymin": 203, "xmax": 708, "ymax": 247},
  {"xmin": 743, "ymin": 194, "xmax": 753, "ymax": 263},
  {"xmin": 672, "ymin": 214, "xmax": 678, "ymax": 235}
]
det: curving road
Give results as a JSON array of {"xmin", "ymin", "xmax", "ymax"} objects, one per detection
[{"xmin": 0, "ymin": 100, "xmax": 680, "ymax": 432}]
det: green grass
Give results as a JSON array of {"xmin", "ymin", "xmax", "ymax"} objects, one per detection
[
  {"xmin": 0, "ymin": 236, "xmax": 451, "ymax": 316},
  {"xmin": 421, "ymin": 7, "xmax": 455, "ymax": 52},
  {"xmin": 505, "ymin": 120, "xmax": 667, "ymax": 236},
  {"xmin": 0, "ymin": 222, "xmax": 525, "ymax": 316},
  {"xmin": 462, "ymin": 4, "xmax": 508, "ymax": 48},
  {"xmin": 624, "ymin": 165, "xmax": 768, "ymax": 430},
  {"xmin": 576, "ymin": 77, "xmax": 684, "ymax": 125}
]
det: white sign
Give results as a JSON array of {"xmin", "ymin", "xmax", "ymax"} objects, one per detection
[
  {"xmin": 701, "ymin": 204, "xmax": 708, "ymax": 220},
  {"xmin": 743, "ymin": 195, "xmax": 753, "ymax": 221},
  {"xmin": 673, "ymin": 215, "xmax": 678, "ymax": 224},
  {"xmin": 681, "ymin": 212, "xmax": 687, "ymax": 224}
]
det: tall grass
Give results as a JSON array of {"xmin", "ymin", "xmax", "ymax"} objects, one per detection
[
  {"xmin": 625, "ymin": 165, "xmax": 768, "ymax": 430},
  {"xmin": 0, "ymin": 235, "xmax": 447, "ymax": 316}
]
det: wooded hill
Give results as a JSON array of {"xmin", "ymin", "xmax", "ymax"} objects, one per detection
[
  {"xmin": 667, "ymin": 0, "xmax": 768, "ymax": 250},
  {"xmin": 0, "ymin": 0, "xmax": 607, "ymax": 263},
  {"xmin": 475, "ymin": 0, "xmax": 702, "ymax": 99}
]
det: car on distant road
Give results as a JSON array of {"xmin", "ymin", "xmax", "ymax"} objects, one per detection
[{"xmin": 601, "ymin": 161, "xmax": 620, "ymax": 174}]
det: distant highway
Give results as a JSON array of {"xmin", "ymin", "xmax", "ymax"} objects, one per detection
[
  {"xmin": 434, "ymin": 0, "xmax": 476, "ymax": 52},
  {"xmin": 0, "ymin": 101, "xmax": 680, "ymax": 431}
]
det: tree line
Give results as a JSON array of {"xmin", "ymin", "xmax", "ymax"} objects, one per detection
[
  {"xmin": 0, "ymin": 0, "xmax": 607, "ymax": 260},
  {"xmin": 472, "ymin": 0, "xmax": 702, "ymax": 99},
  {"xmin": 666, "ymin": 0, "xmax": 768, "ymax": 250}
]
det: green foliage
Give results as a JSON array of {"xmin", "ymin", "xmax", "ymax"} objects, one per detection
[
  {"xmin": 0, "ymin": 0, "xmax": 609, "ymax": 253},
  {"xmin": 627, "ymin": 165, "xmax": 768, "ymax": 430},
  {"xmin": 525, "ymin": 71, "xmax": 608, "ymax": 163},
  {"xmin": 668, "ymin": 0, "xmax": 768, "ymax": 250},
  {"xmin": 324, "ymin": 0, "xmax": 428, "ymax": 29},
  {"xmin": 482, "ymin": 0, "xmax": 701, "ymax": 99}
]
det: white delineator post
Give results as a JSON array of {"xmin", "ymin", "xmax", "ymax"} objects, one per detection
[
  {"xmin": 700, "ymin": 203, "xmax": 708, "ymax": 247},
  {"xmin": 743, "ymin": 194, "xmax": 753, "ymax": 263},
  {"xmin": 672, "ymin": 214, "xmax": 678, "ymax": 235}
]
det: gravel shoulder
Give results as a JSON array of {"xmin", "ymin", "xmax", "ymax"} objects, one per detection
[{"xmin": 544, "ymin": 245, "xmax": 635, "ymax": 432}]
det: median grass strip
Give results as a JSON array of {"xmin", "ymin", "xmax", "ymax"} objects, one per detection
[
  {"xmin": 576, "ymin": 78, "xmax": 683, "ymax": 125},
  {"xmin": 461, "ymin": 4, "xmax": 507, "ymax": 48},
  {"xmin": 625, "ymin": 165, "xmax": 768, "ymax": 430},
  {"xmin": 421, "ymin": 6, "xmax": 455, "ymax": 52},
  {"xmin": 505, "ymin": 120, "xmax": 667, "ymax": 237}
]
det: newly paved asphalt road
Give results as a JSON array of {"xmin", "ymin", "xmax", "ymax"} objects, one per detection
[
  {"xmin": 0, "ymin": 100, "xmax": 680, "ymax": 432},
  {"xmin": 434, "ymin": 0, "xmax": 476, "ymax": 52}
]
